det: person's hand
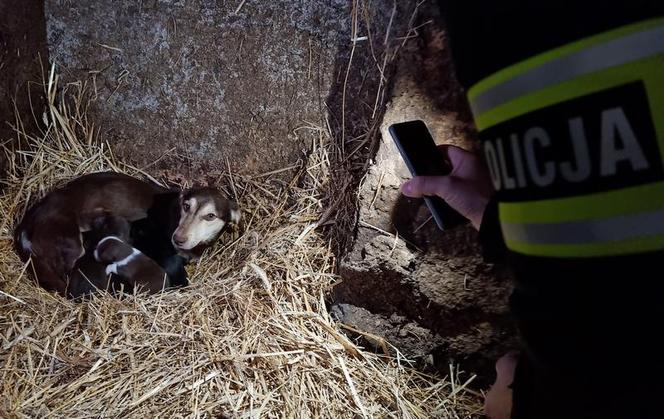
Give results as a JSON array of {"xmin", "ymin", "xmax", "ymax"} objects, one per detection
[
  {"xmin": 401, "ymin": 145, "xmax": 494, "ymax": 230},
  {"xmin": 484, "ymin": 352, "xmax": 518, "ymax": 419}
]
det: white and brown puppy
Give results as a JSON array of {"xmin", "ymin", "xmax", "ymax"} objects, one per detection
[
  {"xmin": 94, "ymin": 236, "xmax": 169, "ymax": 294},
  {"xmin": 68, "ymin": 214, "xmax": 132, "ymax": 299},
  {"xmin": 171, "ymin": 187, "xmax": 241, "ymax": 258}
]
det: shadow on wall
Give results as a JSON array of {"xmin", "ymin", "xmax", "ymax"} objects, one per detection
[
  {"xmin": 0, "ymin": 0, "xmax": 49, "ymax": 177},
  {"xmin": 390, "ymin": 195, "xmax": 450, "ymax": 253},
  {"xmin": 322, "ymin": 1, "xmax": 423, "ymax": 255}
]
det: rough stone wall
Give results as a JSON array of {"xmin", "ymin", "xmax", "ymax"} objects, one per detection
[{"xmin": 45, "ymin": 0, "xmax": 350, "ymax": 176}]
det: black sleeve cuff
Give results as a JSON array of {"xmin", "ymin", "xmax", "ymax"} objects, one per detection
[{"xmin": 478, "ymin": 197, "xmax": 508, "ymax": 264}]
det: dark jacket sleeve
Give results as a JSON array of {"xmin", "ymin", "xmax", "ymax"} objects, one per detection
[{"xmin": 478, "ymin": 197, "xmax": 508, "ymax": 264}]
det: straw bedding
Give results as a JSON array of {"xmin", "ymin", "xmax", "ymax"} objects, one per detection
[{"xmin": 0, "ymin": 70, "xmax": 482, "ymax": 417}]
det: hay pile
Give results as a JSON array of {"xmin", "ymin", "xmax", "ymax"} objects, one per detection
[{"xmin": 0, "ymin": 70, "xmax": 482, "ymax": 417}]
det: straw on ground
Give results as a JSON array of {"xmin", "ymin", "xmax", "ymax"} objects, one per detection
[{"xmin": 0, "ymin": 68, "xmax": 482, "ymax": 417}]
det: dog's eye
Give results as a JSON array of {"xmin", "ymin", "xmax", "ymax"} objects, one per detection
[
  {"xmin": 204, "ymin": 213, "xmax": 216, "ymax": 221},
  {"xmin": 182, "ymin": 202, "xmax": 190, "ymax": 212}
]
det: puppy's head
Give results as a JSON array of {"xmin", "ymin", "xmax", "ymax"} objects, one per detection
[
  {"xmin": 88, "ymin": 214, "xmax": 131, "ymax": 243},
  {"xmin": 94, "ymin": 236, "xmax": 133, "ymax": 264}
]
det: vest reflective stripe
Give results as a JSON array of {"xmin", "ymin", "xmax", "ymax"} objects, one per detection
[
  {"xmin": 470, "ymin": 24, "xmax": 664, "ymax": 116},
  {"xmin": 499, "ymin": 181, "xmax": 664, "ymax": 224},
  {"xmin": 468, "ymin": 18, "xmax": 664, "ymax": 258},
  {"xmin": 502, "ymin": 209, "xmax": 664, "ymax": 245},
  {"xmin": 505, "ymin": 235, "xmax": 664, "ymax": 258}
]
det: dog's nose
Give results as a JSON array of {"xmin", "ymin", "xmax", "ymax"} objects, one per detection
[{"xmin": 173, "ymin": 234, "xmax": 186, "ymax": 246}]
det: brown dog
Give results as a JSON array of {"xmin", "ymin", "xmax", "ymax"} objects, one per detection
[{"xmin": 14, "ymin": 172, "xmax": 239, "ymax": 296}]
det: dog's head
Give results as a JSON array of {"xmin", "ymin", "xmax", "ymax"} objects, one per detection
[{"xmin": 171, "ymin": 187, "xmax": 240, "ymax": 253}]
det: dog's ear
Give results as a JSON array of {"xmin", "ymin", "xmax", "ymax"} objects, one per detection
[
  {"xmin": 91, "ymin": 215, "xmax": 106, "ymax": 231},
  {"xmin": 89, "ymin": 211, "xmax": 111, "ymax": 230},
  {"xmin": 114, "ymin": 217, "xmax": 131, "ymax": 242},
  {"xmin": 228, "ymin": 201, "xmax": 241, "ymax": 225},
  {"xmin": 59, "ymin": 235, "xmax": 84, "ymax": 271}
]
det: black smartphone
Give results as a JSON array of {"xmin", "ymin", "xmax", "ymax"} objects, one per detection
[{"xmin": 388, "ymin": 120, "xmax": 467, "ymax": 231}]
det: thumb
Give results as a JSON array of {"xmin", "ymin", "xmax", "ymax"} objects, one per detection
[
  {"xmin": 401, "ymin": 176, "xmax": 453, "ymax": 199},
  {"xmin": 402, "ymin": 176, "xmax": 488, "ymax": 228}
]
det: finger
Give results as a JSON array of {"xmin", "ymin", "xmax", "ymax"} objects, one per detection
[
  {"xmin": 436, "ymin": 144, "xmax": 470, "ymax": 158},
  {"xmin": 446, "ymin": 145, "xmax": 474, "ymax": 164},
  {"xmin": 401, "ymin": 176, "xmax": 452, "ymax": 199},
  {"xmin": 495, "ymin": 352, "xmax": 518, "ymax": 382},
  {"xmin": 433, "ymin": 145, "xmax": 454, "ymax": 173},
  {"xmin": 437, "ymin": 145, "xmax": 476, "ymax": 176}
]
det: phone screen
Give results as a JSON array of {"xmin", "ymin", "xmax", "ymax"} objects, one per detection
[{"xmin": 388, "ymin": 120, "xmax": 450, "ymax": 177}]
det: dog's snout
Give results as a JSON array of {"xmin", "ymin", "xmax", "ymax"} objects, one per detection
[{"xmin": 172, "ymin": 233, "xmax": 186, "ymax": 246}]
